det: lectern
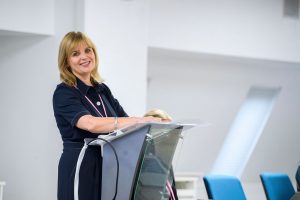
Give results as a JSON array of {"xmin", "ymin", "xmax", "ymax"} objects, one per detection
[{"xmin": 74, "ymin": 122, "xmax": 194, "ymax": 200}]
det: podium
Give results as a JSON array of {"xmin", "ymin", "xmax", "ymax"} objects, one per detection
[{"xmin": 75, "ymin": 122, "xmax": 194, "ymax": 200}]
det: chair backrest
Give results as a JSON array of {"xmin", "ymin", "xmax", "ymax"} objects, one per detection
[
  {"xmin": 260, "ymin": 172, "xmax": 295, "ymax": 200},
  {"xmin": 203, "ymin": 175, "xmax": 247, "ymax": 200}
]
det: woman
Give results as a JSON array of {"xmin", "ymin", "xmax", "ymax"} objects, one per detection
[{"xmin": 53, "ymin": 31, "xmax": 161, "ymax": 200}]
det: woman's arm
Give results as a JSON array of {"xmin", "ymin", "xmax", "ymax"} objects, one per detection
[{"xmin": 76, "ymin": 115, "xmax": 162, "ymax": 134}]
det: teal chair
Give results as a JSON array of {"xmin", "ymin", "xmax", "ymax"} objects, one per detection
[
  {"xmin": 260, "ymin": 172, "xmax": 295, "ymax": 200},
  {"xmin": 203, "ymin": 175, "xmax": 247, "ymax": 200}
]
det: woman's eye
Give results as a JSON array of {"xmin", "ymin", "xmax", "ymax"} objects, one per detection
[
  {"xmin": 85, "ymin": 48, "xmax": 92, "ymax": 53},
  {"xmin": 71, "ymin": 51, "xmax": 79, "ymax": 57}
]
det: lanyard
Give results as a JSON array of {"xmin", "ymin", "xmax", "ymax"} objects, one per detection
[
  {"xmin": 166, "ymin": 180, "xmax": 176, "ymax": 200},
  {"xmin": 84, "ymin": 94, "xmax": 108, "ymax": 117},
  {"xmin": 75, "ymin": 85, "xmax": 108, "ymax": 117}
]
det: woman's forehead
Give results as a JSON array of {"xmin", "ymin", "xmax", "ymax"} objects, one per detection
[{"xmin": 71, "ymin": 41, "xmax": 90, "ymax": 51}]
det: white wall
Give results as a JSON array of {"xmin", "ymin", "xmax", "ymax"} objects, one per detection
[
  {"xmin": 0, "ymin": 1, "xmax": 150, "ymax": 199},
  {"xmin": 147, "ymin": 47, "xmax": 300, "ymax": 199},
  {"xmin": 147, "ymin": 1, "xmax": 300, "ymax": 198},
  {"xmin": 149, "ymin": 0, "xmax": 300, "ymax": 63},
  {"xmin": 84, "ymin": 0, "xmax": 149, "ymax": 116},
  {"xmin": 0, "ymin": 0, "xmax": 78, "ymax": 199},
  {"xmin": 0, "ymin": 0, "xmax": 55, "ymax": 35}
]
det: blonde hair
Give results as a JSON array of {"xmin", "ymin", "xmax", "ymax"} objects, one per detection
[
  {"xmin": 144, "ymin": 109, "xmax": 173, "ymax": 121},
  {"xmin": 58, "ymin": 31, "xmax": 103, "ymax": 86}
]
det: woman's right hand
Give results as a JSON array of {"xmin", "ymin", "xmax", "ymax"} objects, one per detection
[
  {"xmin": 130, "ymin": 116, "xmax": 162, "ymax": 124},
  {"xmin": 141, "ymin": 116, "xmax": 162, "ymax": 123}
]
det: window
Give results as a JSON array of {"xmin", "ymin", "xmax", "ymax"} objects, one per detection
[{"xmin": 211, "ymin": 86, "xmax": 281, "ymax": 177}]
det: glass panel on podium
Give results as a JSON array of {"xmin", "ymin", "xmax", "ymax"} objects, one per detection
[
  {"xmin": 94, "ymin": 122, "xmax": 194, "ymax": 200},
  {"xmin": 131, "ymin": 123, "xmax": 187, "ymax": 200}
]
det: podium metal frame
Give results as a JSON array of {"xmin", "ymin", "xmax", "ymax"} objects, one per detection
[{"xmin": 76, "ymin": 122, "xmax": 194, "ymax": 200}]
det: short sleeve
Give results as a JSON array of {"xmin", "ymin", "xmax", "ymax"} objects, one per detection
[{"xmin": 53, "ymin": 84, "xmax": 90, "ymax": 127}]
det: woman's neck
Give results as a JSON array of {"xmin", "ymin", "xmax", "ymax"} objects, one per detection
[{"xmin": 77, "ymin": 75, "xmax": 93, "ymax": 86}]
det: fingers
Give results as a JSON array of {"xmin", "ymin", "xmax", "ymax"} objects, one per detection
[{"xmin": 143, "ymin": 116, "xmax": 162, "ymax": 123}]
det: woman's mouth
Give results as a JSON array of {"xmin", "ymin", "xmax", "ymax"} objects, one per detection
[{"xmin": 80, "ymin": 61, "xmax": 90, "ymax": 67}]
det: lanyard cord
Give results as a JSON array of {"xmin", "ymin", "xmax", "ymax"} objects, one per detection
[
  {"xmin": 75, "ymin": 85, "xmax": 108, "ymax": 117},
  {"xmin": 84, "ymin": 94, "xmax": 107, "ymax": 117},
  {"xmin": 166, "ymin": 180, "xmax": 176, "ymax": 200}
]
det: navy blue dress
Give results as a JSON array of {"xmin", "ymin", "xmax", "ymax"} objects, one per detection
[{"xmin": 53, "ymin": 78, "xmax": 127, "ymax": 200}]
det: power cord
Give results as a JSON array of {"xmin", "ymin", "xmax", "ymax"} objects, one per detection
[{"xmin": 87, "ymin": 138, "xmax": 119, "ymax": 200}]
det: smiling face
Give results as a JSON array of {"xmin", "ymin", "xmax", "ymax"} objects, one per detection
[
  {"xmin": 68, "ymin": 42, "xmax": 96, "ymax": 83},
  {"xmin": 58, "ymin": 32, "xmax": 102, "ymax": 86}
]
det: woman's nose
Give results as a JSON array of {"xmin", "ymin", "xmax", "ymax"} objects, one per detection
[{"xmin": 80, "ymin": 53, "xmax": 88, "ymax": 60}]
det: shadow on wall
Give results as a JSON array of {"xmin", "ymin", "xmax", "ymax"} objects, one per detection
[{"xmin": 0, "ymin": 32, "xmax": 49, "ymax": 62}]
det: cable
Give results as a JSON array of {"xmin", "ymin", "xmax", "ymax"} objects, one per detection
[{"xmin": 87, "ymin": 138, "xmax": 119, "ymax": 200}]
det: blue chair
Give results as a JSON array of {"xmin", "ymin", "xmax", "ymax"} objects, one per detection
[
  {"xmin": 203, "ymin": 175, "xmax": 247, "ymax": 200},
  {"xmin": 260, "ymin": 172, "xmax": 295, "ymax": 200}
]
